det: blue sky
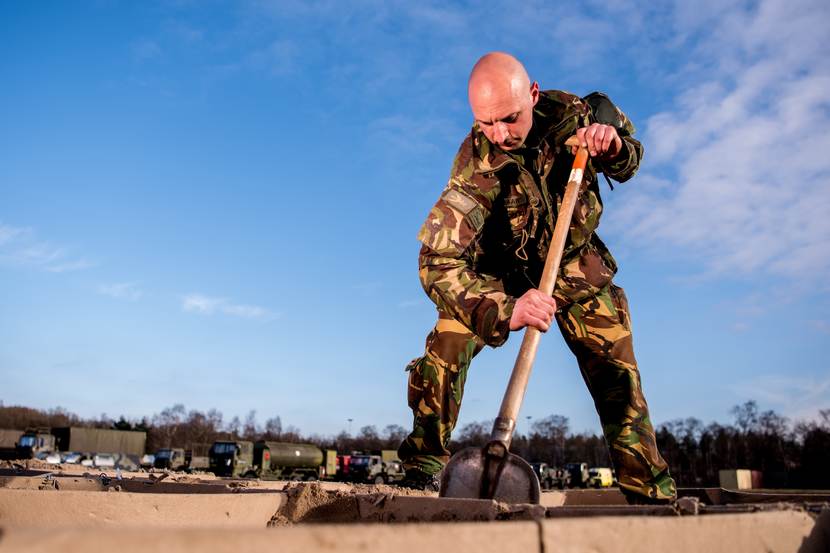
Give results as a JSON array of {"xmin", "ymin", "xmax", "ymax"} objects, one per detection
[{"xmin": 2, "ymin": 0, "xmax": 828, "ymax": 438}]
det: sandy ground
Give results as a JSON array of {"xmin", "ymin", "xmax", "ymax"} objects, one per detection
[{"xmin": 1, "ymin": 463, "xmax": 828, "ymax": 553}]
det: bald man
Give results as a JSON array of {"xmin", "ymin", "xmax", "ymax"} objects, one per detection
[{"xmin": 397, "ymin": 52, "xmax": 676, "ymax": 503}]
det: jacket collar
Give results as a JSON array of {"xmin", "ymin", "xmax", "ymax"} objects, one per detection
[{"xmin": 472, "ymin": 90, "xmax": 585, "ymax": 174}]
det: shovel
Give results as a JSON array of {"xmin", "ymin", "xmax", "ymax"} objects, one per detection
[{"xmin": 439, "ymin": 136, "xmax": 589, "ymax": 504}]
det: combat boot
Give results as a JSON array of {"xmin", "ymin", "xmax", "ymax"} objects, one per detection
[{"xmin": 396, "ymin": 468, "xmax": 441, "ymax": 492}]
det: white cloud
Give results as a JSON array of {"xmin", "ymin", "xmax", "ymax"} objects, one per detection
[
  {"xmin": 0, "ymin": 222, "xmax": 94, "ymax": 273},
  {"xmin": 182, "ymin": 293, "xmax": 276, "ymax": 321},
  {"xmin": 733, "ymin": 374, "xmax": 830, "ymax": 423},
  {"xmin": 608, "ymin": 0, "xmax": 830, "ymax": 285},
  {"xmin": 99, "ymin": 282, "xmax": 144, "ymax": 301}
]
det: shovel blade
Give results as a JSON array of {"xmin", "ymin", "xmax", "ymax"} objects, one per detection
[{"xmin": 439, "ymin": 444, "xmax": 540, "ymax": 504}]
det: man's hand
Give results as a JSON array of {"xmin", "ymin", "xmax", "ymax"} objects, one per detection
[
  {"xmin": 509, "ymin": 289, "xmax": 557, "ymax": 332},
  {"xmin": 572, "ymin": 123, "xmax": 622, "ymax": 160}
]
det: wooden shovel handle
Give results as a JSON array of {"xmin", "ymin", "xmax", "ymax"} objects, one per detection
[{"xmin": 490, "ymin": 137, "xmax": 589, "ymax": 446}]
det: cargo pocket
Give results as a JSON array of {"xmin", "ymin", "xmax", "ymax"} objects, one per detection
[
  {"xmin": 609, "ymin": 284, "xmax": 631, "ymax": 330},
  {"xmin": 405, "ymin": 356, "xmax": 426, "ymax": 411}
]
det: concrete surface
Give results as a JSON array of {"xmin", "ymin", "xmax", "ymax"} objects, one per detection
[
  {"xmin": 0, "ymin": 522, "xmax": 542, "ymax": 553},
  {"xmin": 2, "ymin": 512, "xmax": 826, "ymax": 553},
  {"xmin": 0, "ymin": 488, "xmax": 285, "ymax": 528},
  {"xmin": 541, "ymin": 509, "xmax": 824, "ymax": 553}
]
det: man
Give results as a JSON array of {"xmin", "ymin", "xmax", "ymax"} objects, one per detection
[{"xmin": 397, "ymin": 52, "xmax": 676, "ymax": 504}]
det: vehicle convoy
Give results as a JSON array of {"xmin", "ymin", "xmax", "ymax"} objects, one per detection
[
  {"xmin": 531, "ymin": 463, "xmax": 570, "ymax": 490},
  {"xmin": 344, "ymin": 451, "xmax": 405, "ymax": 484},
  {"xmin": 565, "ymin": 462, "xmax": 591, "ymax": 488},
  {"xmin": 588, "ymin": 467, "xmax": 615, "ymax": 488},
  {"xmin": 209, "ymin": 440, "xmax": 336, "ymax": 480}
]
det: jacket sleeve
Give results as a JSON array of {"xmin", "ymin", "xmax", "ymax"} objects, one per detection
[
  {"xmin": 416, "ymin": 140, "xmax": 516, "ymax": 347},
  {"xmin": 583, "ymin": 91, "xmax": 644, "ymax": 183}
]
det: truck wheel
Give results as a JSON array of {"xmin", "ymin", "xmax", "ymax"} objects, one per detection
[
  {"xmin": 373, "ymin": 475, "xmax": 386, "ymax": 485},
  {"xmin": 305, "ymin": 474, "xmax": 318, "ymax": 481}
]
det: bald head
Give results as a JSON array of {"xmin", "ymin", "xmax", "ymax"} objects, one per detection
[{"xmin": 468, "ymin": 52, "xmax": 538, "ymax": 151}]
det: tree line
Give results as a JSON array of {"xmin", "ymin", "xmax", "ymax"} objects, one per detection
[{"xmin": 1, "ymin": 401, "xmax": 827, "ymax": 488}]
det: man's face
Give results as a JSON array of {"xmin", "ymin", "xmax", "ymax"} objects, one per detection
[{"xmin": 470, "ymin": 81, "xmax": 539, "ymax": 151}]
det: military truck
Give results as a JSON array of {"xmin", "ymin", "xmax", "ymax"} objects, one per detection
[
  {"xmin": 153, "ymin": 447, "xmax": 187, "ymax": 471},
  {"xmin": 184, "ymin": 445, "xmax": 210, "ymax": 472},
  {"xmin": 344, "ymin": 451, "xmax": 406, "ymax": 484},
  {"xmin": 208, "ymin": 440, "xmax": 334, "ymax": 480},
  {"xmin": 209, "ymin": 440, "xmax": 253, "ymax": 477},
  {"xmin": 588, "ymin": 467, "xmax": 615, "ymax": 488},
  {"xmin": 14, "ymin": 429, "xmax": 56, "ymax": 459},
  {"xmin": 565, "ymin": 462, "xmax": 590, "ymax": 488},
  {"xmin": 531, "ymin": 463, "xmax": 570, "ymax": 490},
  {"xmin": 51, "ymin": 427, "xmax": 146, "ymax": 456}
]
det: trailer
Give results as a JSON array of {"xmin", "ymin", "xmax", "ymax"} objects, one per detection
[{"xmin": 51, "ymin": 427, "xmax": 146, "ymax": 456}]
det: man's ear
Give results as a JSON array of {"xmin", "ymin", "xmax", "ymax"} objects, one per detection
[{"xmin": 530, "ymin": 81, "xmax": 540, "ymax": 106}]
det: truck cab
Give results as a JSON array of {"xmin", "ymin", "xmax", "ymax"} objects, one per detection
[
  {"xmin": 588, "ymin": 467, "xmax": 615, "ymax": 488},
  {"xmin": 15, "ymin": 430, "xmax": 56, "ymax": 459},
  {"xmin": 347, "ymin": 454, "xmax": 405, "ymax": 484},
  {"xmin": 154, "ymin": 447, "xmax": 186, "ymax": 471},
  {"xmin": 208, "ymin": 440, "xmax": 253, "ymax": 477},
  {"xmin": 565, "ymin": 462, "xmax": 590, "ymax": 488}
]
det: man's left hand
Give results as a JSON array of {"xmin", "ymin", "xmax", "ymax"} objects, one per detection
[{"xmin": 573, "ymin": 123, "xmax": 622, "ymax": 159}]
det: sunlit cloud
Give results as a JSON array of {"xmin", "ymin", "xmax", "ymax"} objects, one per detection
[
  {"xmin": 607, "ymin": 0, "xmax": 830, "ymax": 287},
  {"xmin": 732, "ymin": 374, "xmax": 830, "ymax": 423},
  {"xmin": 98, "ymin": 282, "xmax": 144, "ymax": 302},
  {"xmin": 0, "ymin": 222, "xmax": 94, "ymax": 273},
  {"xmin": 182, "ymin": 293, "xmax": 277, "ymax": 321}
]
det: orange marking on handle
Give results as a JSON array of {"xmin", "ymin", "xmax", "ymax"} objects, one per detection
[{"xmin": 574, "ymin": 146, "xmax": 589, "ymax": 171}]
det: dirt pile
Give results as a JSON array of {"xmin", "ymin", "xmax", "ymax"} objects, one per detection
[{"xmin": 271, "ymin": 482, "xmax": 360, "ymax": 525}]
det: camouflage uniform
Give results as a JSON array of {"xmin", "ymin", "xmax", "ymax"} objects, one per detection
[{"xmin": 398, "ymin": 90, "xmax": 676, "ymax": 501}]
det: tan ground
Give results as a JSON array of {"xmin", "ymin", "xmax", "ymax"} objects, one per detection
[{"xmin": 0, "ymin": 465, "xmax": 827, "ymax": 552}]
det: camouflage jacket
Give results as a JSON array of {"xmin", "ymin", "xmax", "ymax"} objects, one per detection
[{"xmin": 417, "ymin": 90, "xmax": 643, "ymax": 347}]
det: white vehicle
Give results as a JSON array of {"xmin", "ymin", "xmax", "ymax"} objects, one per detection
[
  {"xmin": 140, "ymin": 454, "xmax": 155, "ymax": 469},
  {"xmin": 93, "ymin": 454, "xmax": 116, "ymax": 468},
  {"xmin": 62, "ymin": 452, "xmax": 83, "ymax": 464},
  {"xmin": 44, "ymin": 452, "xmax": 62, "ymax": 464}
]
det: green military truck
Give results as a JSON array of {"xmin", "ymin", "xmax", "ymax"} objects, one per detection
[
  {"xmin": 565, "ymin": 462, "xmax": 590, "ymax": 488},
  {"xmin": 209, "ymin": 440, "xmax": 336, "ymax": 480},
  {"xmin": 5, "ymin": 427, "xmax": 146, "ymax": 461},
  {"xmin": 13, "ymin": 429, "xmax": 57, "ymax": 459},
  {"xmin": 344, "ymin": 450, "xmax": 405, "ymax": 484},
  {"xmin": 153, "ymin": 447, "xmax": 187, "ymax": 471},
  {"xmin": 531, "ymin": 462, "xmax": 570, "ymax": 490},
  {"xmin": 52, "ymin": 427, "xmax": 146, "ymax": 456}
]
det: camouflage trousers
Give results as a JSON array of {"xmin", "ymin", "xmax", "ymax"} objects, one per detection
[{"xmin": 398, "ymin": 283, "xmax": 677, "ymax": 500}]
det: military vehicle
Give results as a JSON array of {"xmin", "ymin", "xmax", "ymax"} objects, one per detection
[
  {"xmin": 531, "ymin": 462, "xmax": 570, "ymax": 490},
  {"xmin": 51, "ymin": 427, "xmax": 146, "ymax": 456},
  {"xmin": 209, "ymin": 440, "xmax": 253, "ymax": 477},
  {"xmin": 153, "ymin": 447, "xmax": 187, "ymax": 471},
  {"xmin": 208, "ymin": 440, "xmax": 334, "ymax": 480},
  {"xmin": 184, "ymin": 446, "xmax": 210, "ymax": 472},
  {"xmin": 565, "ymin": 462, "xmax": 591, "ymax": 488},
  {"xmin": 14, "ymin": 429, "xmax": 56, "ymax": 459},
  {"xmin": 344, "ymin": 451, "xmax": 406, "ymax": 484},
  {"xmin": 588, "ymin": 467, "xmax": 615, "ymax": 488}
]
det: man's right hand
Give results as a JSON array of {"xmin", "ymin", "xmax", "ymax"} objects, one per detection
[{"xmin": 509, "ymin": 289, "xmax": 557, "ymax": 332}]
